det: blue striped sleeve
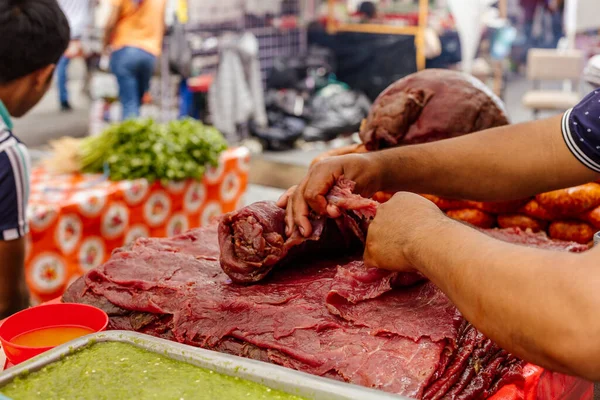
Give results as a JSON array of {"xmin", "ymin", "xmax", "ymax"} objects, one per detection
[
  {"xmin": 562, "ymin": 90, "xmax": 600, "ymax": 173},
  {"xmin": 0, "ymin": 134, "xmax": 30, "ymax": 241}
]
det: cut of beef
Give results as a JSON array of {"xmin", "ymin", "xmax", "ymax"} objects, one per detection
[
  {"xmin": 327, "ymin": 274, "xmax": 460, "ymax": 344},
  {"xmin": 64, "ymin": 221, "xmax": 587, "ymax": 399},
  {"xmin": 66, "ymin": 244, "xmax": 450, "ymax": 398},
  {"xmin": 359, "ymin": 69, "xmax": 509, "ymax": 150},
  {"xmin": 218, "ymin": 177, "xmax": 379, "ymax": 284},
  {"xmin": 326, "ymin": 260, "xmax": 424, "ymax": 304},
  {"xmin": 218, "ymin": 201, "xmax": 358, "ymax": 283},
  {"xmin": 63, "ymin": 185, "xmax": 592, "ymax": 400}
]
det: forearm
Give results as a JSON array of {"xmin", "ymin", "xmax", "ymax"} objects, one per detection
[
  {"xmin": 407, "ymin": 217, "xmax": 600, "ymax": 379},
  {"xmin": 371, "ymin": 115, "xmax": 599, "ymax": 200}
]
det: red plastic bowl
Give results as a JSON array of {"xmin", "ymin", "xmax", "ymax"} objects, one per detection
[{"xmin": 0, "ymin": 303, "xmax": 108, "ymax": 365}]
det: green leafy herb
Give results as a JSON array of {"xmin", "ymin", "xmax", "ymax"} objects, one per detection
[{"xmin": 80, "ymin": 119, "xmax": 228, "ymax": 182}]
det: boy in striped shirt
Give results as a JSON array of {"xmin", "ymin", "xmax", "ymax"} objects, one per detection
[{"xmin": 0, "ymin": 0, "xmax": 70, "ymax": 318}]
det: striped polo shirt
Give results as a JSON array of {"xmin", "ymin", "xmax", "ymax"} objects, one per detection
[
  {"xmin": 0, "ymin": 100, "xmax": 30, "ymax": 241},
  {"xmin": 562, "ymin": 90, "xmax": 600, "ymax": 173}
]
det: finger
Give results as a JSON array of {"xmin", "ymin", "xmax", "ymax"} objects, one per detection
[
  {"xmin": 305, "ymin": 169, "xmax": 338, "ymax": 215},
  {"xmin": 363, "ymin": 242, "xmax": 377, "ymax": 269},
  {"xmin": 285, "ymin": 197, "xmax": 295, "ymax": 237},
  {"xmin": 277, "ymin": 186, "xmax": 296, "ymax": 208},
  {"xmin": 292, "ymin": 182, "xmax": 313, "ymax": 237},
  {"xmin": 326, "ymin": 204, "xmax": 342, "ymax": 219}
]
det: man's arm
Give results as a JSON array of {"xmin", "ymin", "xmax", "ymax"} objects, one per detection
[
  {"xmin": 372, "ymin": 115, "xmax": 599, "ymax": 201},
  {"xmin": 282, "ymin": 113, "xmax": 600, "ymax": 236},
  {"xmin": 0, "ymin": 238, "xmax": 28, "ymax": 319},
  {"xmin": 364, "ymin": 193, "xmax": 600, "ymax": 381}
]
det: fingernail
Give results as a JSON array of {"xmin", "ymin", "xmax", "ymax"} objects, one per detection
[{"xmin": 299, "ymin": 226, "xmax": 305, "ymax": 236}]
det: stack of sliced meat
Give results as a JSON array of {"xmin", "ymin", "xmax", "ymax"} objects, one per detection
[{"xmin": 63, "ymin": 179, "xmax": 588, "ymax": 399}]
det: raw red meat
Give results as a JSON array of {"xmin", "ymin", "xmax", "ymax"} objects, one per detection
[
  {"xmin": 327, "ymin": 274, "xmax": 460, "ymax": 343},
  {"xmin": 63, "ymin": 221, "xmax": 587, "ymax": 399},
  {"xmin": 66, "ymin": 244, "xmax": 449, "ymax": 397},
  {"xmin": 63, "ymin": 185, "xmax": 592, "ymax": 400},
  {"xmin": 326, "ymin": 177, "xmax": 379, "ymax": 220},
  {"xmin": 326, "ymin": 260, "xmax": 424, "ymax": 304},
  {"xmin": 218, "ymin": 178, "xmax": 378, "ymax": 284},
  {"xmin": 359, "ymin": 69, "xmax": 509, "ymax": 150}
]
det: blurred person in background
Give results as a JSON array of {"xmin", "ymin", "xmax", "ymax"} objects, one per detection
[
  {"xmin": 548, "ymin": 0, "xmax": 564, "ymax": 48},
  {"xmin": 57, "ymin": 0, "xmax": 92, "ymax": 111},
  {"xmin": 520, "ymin": 0, "xmax": 545, "ymax": 46},
  {"xmin": 358, "ymin": 1, "xmax": 377, "ymax": 23},
  {"xmin": 103, "ymin": 0, "xmax": 168, "ymax": 120}
]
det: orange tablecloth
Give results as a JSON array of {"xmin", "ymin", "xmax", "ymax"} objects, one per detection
[{"xmin": 24, "ymin": 147, "xmax": 250, "ymax": 303}]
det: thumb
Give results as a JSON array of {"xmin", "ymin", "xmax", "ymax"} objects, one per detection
[{"xmin": 363, "ymin": 242, "xmax": 378, "ymax": 269}]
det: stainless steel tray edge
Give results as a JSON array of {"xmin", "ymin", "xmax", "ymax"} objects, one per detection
[{"xmin": 0, "ymin": 331, "xmax": 412, "ymax": 400}]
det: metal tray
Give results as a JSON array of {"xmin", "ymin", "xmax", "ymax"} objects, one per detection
[{"xmin": 0, "ymin": 331, "xmax": 410, "ymax": 400}]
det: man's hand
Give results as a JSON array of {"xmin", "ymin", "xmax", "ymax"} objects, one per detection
[
  {"xmin": 363, "ymin": 192, "xmax": 445, "ymax": 272},
  {"xmin": 276, "ymin": 153, "xmax": 383, "ymax": 237}
]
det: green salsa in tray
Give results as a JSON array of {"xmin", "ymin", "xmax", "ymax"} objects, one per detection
[
  {"xmin": 1, "ymin": 342, "xmax": 303, "ymax": 400},
  {"xmin": 0, "ymin": 331, "xmax": 402, "ymax": 400}
]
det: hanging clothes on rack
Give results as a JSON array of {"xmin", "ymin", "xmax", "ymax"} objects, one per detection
[
  {"xmin": 245, "ymin": 0, "xmax": 283, "ymax": 16},
  {"xmin": 208, "ymin": 32, "xmax": 267, "ymax": 143},
  {"xmin": 187, "ymin": 0, "xmax": 243, "ymax": 25}
]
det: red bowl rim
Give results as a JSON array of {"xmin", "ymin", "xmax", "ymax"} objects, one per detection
[{"xmin": 0, "ymin": 303, "xmax": 109, "ymax": 352}]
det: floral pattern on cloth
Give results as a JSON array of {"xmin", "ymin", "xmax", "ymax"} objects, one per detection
[{"xmin": 25, "ymin": 147, "xmax": 250, "ymax": 303}]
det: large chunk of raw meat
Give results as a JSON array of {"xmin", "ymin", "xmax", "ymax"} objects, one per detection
[
  {"xmin": 359, "ymin": 69, "xmax": 509, "ymax": 150},
  {"xmin": 63, "ymin": 222, "xmax": 586, "ymax": 399},
  {"xmin": 219, "ymin": 178, "xmax": 379, "ymax": 284},
  {"xmin": 66, "ymin": 245, "xmax": 449, "ymax": 397}
]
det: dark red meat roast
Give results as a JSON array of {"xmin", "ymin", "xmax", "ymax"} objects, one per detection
[
  {"xmin": 218, "ymin": 177, "xmax": 379, "ymax": 284},
  {"xmin": 359, "ymin": 69, "xmax": 509, "ymax": 150},
  {"xmin": 63, "ymin": 214, "xmax": 587, "ymax": 399}
]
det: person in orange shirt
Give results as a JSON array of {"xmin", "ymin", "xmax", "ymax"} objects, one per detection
[{"xmin": 104, "ymin": 0, "xmax": 167, "ymax": 119}]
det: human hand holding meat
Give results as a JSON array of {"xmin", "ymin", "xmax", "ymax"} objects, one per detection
[
  {"xmin": 277, "ymin": 154, "xmax": 383, "ymax": 237},
  {"xmin": 363, "ymin": 192, "xmax": 445, "ymax": 273}
]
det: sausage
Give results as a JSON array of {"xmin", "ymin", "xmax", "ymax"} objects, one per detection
[
  {"xmin": 519, "ymin": 200, "xmax": 557, "ymax": 221},
  {"xmin": 372, "ymin": 192, "xmax": 393, "ymax": 203},
  {"xmin": 536, "ymin": 183, "xmax": 600, "ymax": 217},
  {"xmin": 422, "ymin": 195, "xmax": 471, "ymax": 211},
  {"xmin": 548, "ymin": 221, "xmax": 595, "ymax": 244},
  {"xmin": 496, "ymin": 214, "xmax": 547, "ymax": 233},
  {"xmin": 466, "ymin": 199, "xmax": 529, "ymax": 214},
  {"xmin": 446, "ymin": 209, "xmax": 496, "ymax": 229},
  {"xmin": 581, "ymin": 206, "xmax": 600, "ymax": 229}
]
